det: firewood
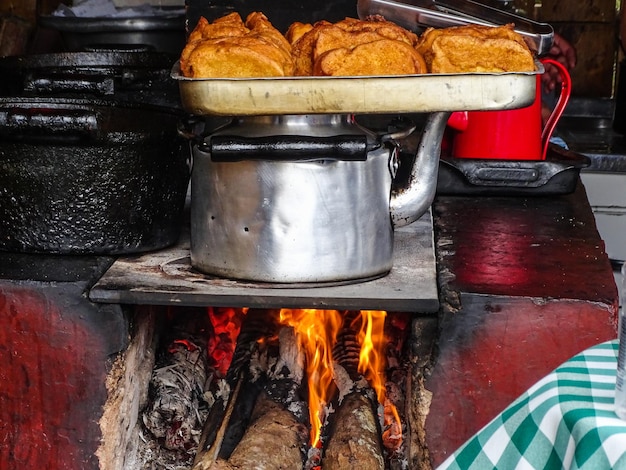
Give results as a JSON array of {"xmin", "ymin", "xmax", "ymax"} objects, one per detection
[
  {"xmin": 201, "ymin": 460, "xmax": 236, "ymax": 470},
  {"xmin": 228, "ymin": 392, "xmax": 308, "ymax": 469},
  {"xmin": 322, "ymin": 391, "xmax": 385, "ymax": 470},
  {"xmin": 195, "ymin": 326, "xmax": 308, "ymax": 469},
  {"xmin": 192, "ymin": 371, "xmax": 247, "ymax": 470},
  {"xmin": 194, "ymin": 309, "xmax": 280, "ymax": 465},
  {"xmin": 195, "ymin": 392, "xmax": 307, "ymax": 470},
  {"xmin": 322, "ymin": 313, "xmax": 386, "ymax": 469}
]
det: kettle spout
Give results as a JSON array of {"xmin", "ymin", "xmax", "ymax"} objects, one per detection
[{"xmin": 390, "ymin": 111, "xmax": 450, "ymax": 228}]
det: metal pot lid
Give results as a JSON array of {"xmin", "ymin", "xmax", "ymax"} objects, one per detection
[
  {"xmin": 39, "ymin": 12, "xmax": 185, "ymax": 33},
  {"xmin": 0, "ymin": 49, "xmax": 175, "ymax": 70}
]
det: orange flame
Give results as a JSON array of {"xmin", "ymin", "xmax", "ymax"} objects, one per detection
[
  {"xmin": 278, "ymin": 309, "xmax": 343, "ymax": 447},
  {"xmin": 356, "ymin": 310, "xmax": 402, "ymax": 450},
  {"xmin": 278, "ymin": 308, "xmax": 402, "ymax": 451}
]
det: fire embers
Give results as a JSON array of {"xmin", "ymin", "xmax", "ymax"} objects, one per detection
[
  {"xmin": 143, "ymin": 338, "xmax": 210, "ymax": 452},
  {"xmin": 193, "ymin": 308, "xmax": 410, "ymax": 470},
  {"xmin": 141, "ymin": 312, "xmax": 217, "ymax": 464}
]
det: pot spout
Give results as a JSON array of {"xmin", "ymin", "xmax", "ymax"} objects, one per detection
[{"xmin": 390, "ymin": 111, "xmax": 450, "ymax": 228}]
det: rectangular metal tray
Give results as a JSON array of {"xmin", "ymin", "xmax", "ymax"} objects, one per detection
[
  {"xmin": 172, "ymin": 61, "xmax": 541, "ymax": 116},
  {"xmin": 436, "ymin": 144, "xmax": 590, "ymax": 196}
]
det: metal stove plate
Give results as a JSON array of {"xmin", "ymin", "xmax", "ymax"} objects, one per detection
[
  {"xmin": 89, "ymin": 211, "xmax": 439, "ymax": 312},
  {"xmin": 172, "ymin": 61, "xmax": 541, "ymax": 116}
]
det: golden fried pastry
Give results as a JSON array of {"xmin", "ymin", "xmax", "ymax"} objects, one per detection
[
  {"xmin": 416, "ymin": 24, "xmax": 536, "ymax": 73},
  {"xmin": 180, "ymin": 12, "xmax": 294, "ymax": 78},
  {"xmin": 313, "ymin": 26, "xmax": 394, "ymax": 59},
  {"xmin": 291, "ymin": 16, "xmax": 424, "ymax": 76},
  {"xmin": 314, "ymin": 39, "xmax": 427, "ymax": 76},
  {"xmin": 245, "ymin": 11, "xmax": 293, "ymax": 54},
  {"xmin": 285, "ymin": 21, "xmax": 313, "ymax": 45},
  {"xmin": 180, "ymin": 11, "xmax": 531, "ymax": 78},
  {"xmin": 186, "ymin": 13, "xmax": 248, "ymax": 43},
  {"xmin": 289, "ymin": 20, "xmax": 334, "ymax": 76},
  {"xmin": 335, "ymin": 15, "xmax": 418, "ymax": 46}
]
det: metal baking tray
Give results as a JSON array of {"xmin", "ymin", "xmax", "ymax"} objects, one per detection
[
  {"xmin": 172, "ymin": 61, "xmax": 541, "ymax": 116},
  {"xmin": 357, "ymin": 0, "xmax": 554, "ymax": 55}
]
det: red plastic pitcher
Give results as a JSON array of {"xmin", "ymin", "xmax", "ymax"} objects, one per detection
[{"xmin": 448, "ymin": 58, "xmax": 571, "ymax": 160}]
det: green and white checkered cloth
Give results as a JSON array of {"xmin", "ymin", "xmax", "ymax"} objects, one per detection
[{"xmin": 437, "ymin": 340, "xmax": 626, "ymax": 470}]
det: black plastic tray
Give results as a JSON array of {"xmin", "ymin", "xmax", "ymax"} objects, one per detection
[{"xmin": 436, "ymin": 144, "xmax": 590, "ymax": 196}]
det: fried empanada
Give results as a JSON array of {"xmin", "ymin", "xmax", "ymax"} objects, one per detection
[
  {"xmin": 335, "ymin": 15, "xmax": 418, "ymax": 46},
  {"xmin": 314, "ymin": 39, "xmax": 427, "ymax": 76},
  {"xmin": 285, "ymin": 21, "xmax": 314, "ymax": 45},
  {"xmin": 290, "ymin": 17, "xmax": 424, "ymax": 77},
  {"xmin": 416, "ymin": 24, "xmax": 536, "ymax": 73},
  {"xmin": 180, "ymin": 12, "xmax": 294, "ymax": 78}
]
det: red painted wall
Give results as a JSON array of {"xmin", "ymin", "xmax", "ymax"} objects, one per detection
[{"xmin": 0, "ymin": 283, "xmax": 127, "ymax": 469}]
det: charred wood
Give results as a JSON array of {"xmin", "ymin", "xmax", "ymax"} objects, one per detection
[
  {"xmin": 228, "ymin": 391, "xmax": 307, "ymax": 469},
  {"xmin": 203, "ymin": 392, "xmax": 308, "ymax": 470},
  {"xmin": 332, "ymin": 310, "xmax": 362, "ymax": 379},
  {"xmin": 194, "ymin": 309, "xmax": 280, "ymax": 466},
  {"xmin": 195, "ymin": 325, "xmax": 309, "ymax": 470},
  {"xmin": 263, "ymin": 327, "xmax": 309, "ymax": 425}
]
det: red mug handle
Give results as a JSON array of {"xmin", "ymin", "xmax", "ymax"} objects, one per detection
[{"xmin": 540, "ymin": 58, "xmax": 572, "ymax": 159}]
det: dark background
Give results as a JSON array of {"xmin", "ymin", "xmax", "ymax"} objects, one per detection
[{"xmin": 0, "ymin": 0, "xmax": 621, "ymax": 97}]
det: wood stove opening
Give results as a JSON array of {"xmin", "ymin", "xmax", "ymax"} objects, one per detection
[{"xmin": 99, "ymin": 305, "xmax": 436, "ymax": 470}]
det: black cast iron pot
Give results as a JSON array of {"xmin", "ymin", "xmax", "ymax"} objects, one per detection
[
  {"xmin": 0, "ymin": 48, "xmax": 181, "ymax": 110},
  {"xmin": 0, "ymin": 97, "xmax": 189, "ymax": 255}
]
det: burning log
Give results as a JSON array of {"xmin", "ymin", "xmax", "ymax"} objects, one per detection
[
  {"xmin": 323, "ymin": 389, "xmax": 385, "ymax": 470},
  {"xmin": 193, "ymin": 309, "xmax": 278, "ymax": 466},
  {"xmin": 191, "ymin": 308, "xmax": 410, "ymax": 470},
  {"xmin": 321, "ymin": 311, "xmax": 385, "ymax": 469},
  {"xmin": 194, "ymin": 311, "xmax": 309, "ymax": 470},
  {"xmin": 206, "ymin": 391, "xmax": 308, "ymax": 470}
]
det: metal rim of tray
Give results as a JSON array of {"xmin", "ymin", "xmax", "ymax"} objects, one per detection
[{"xmin": 172, "ymin": 61, "xmax": 543, "ymax": 116}]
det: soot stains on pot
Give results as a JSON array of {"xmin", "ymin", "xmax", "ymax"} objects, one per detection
[{"xmin": 0, "ymin": 98, "xmax": 190, "ymax": 255}]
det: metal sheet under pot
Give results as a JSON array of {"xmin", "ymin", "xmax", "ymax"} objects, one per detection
[
  {"xmin": 0, "ymin": 97, "xmax": 190, "ymax": 255},
  {"xmin": 188, "ymin": 113, "xmax": 448, "ymax": 284}
]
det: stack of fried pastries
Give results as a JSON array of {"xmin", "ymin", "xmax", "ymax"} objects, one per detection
[
  {"xmin": 416, "ymin": 23, "xmax": 536, "ymax": 73},
  {"xmin": 180, "ymin": 12, "xmax": 294, "ymax": 78},
  {"xmin": 179, "ymin": 12, "xmax": 536, "ymax": 78},
  {"xmin": 287, "ymin": 16, "xmax": 427, "ymax": 76}
]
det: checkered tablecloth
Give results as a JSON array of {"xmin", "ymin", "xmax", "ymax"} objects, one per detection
[{"xmin": 437, "ymin": 340, "xmax": 626, "ymax": 470}]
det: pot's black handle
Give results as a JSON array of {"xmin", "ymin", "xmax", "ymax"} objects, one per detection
[
  {"xmin": 0, "ymin": 108, "xmax": 100, "ymax": 142},
  {"xmin": 208, "ymin": 135, "xmax": 378, "ymax": 161},
  {"xmin": 24, "ymin": 74, "xmax": 115, "ymax": 96}
]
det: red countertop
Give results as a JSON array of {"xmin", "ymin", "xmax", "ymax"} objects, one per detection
[{"xmin": 425, "ymin": 180, "xmax": 619, "ymax": 467}]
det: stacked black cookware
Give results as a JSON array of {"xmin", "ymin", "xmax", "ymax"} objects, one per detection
[{"xmin": 0, "ymin": 43, "xmax": 190, "ymax": 255}]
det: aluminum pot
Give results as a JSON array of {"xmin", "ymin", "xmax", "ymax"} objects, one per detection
[
  {"xmin": 0, "ymin": 97, "xmax": 189, "ymax": 255},
  {"xmin": 189, "ymin": 112, "xmax": 448, "ymax": 283}
]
